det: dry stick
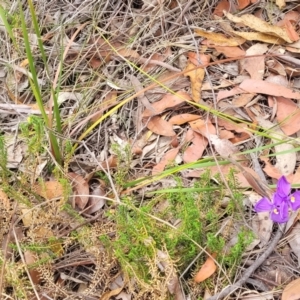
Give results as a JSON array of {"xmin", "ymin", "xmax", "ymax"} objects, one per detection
[{"xmin": 207, "ymin": 224, "xmax": 286, "ymax": 300}]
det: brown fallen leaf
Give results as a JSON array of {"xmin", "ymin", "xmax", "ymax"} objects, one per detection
[
  {"xmin": 212, "ymin": 46, "xmax": 246, "ymax": 58},
  {"xmin": 281, "ymin": 19, "xmax": 299, "ymax": 42},
  {"xmin": 194, "ymin": 28, "xmax": 246, "ymax": 46},
  {"xmin": 225, "ymin": 12, "xmax": 293, "ymax": 43},
  {"xmin": 273, "ymin": 97, "xmax": 300, "ymax": 135},
  {"xmin": 185, "ymin": 61, "xmax": 205, "ymax": 102},
  {"xmin": 85, "ymin": 179, "xmax": 106, "ymax": 214},
  {"xmin": 258, "ymin": 117, "xmax": 296, "ymax": 177},
  {"xmin": 282, "ymin": 277, "xmax": 300, "ymax": 300},
  {"xmin": 33, "ymin": 181, "xmax": 64, "ymax": 200},
  {"xmin": 240, "ymin": 43, "xmax": 268, "ymax": 80},
  {"xmin": 217, "ymin": 86, "xmax": 245, "ymax": 102},
  {"xmin": 68, "ymin": 172, "xmax": 90, "ymax": 210},
  {"xmin": 194, "ymin": 254, "xmax": 217, "ymax": 283},
  {"xmin": 231, "ymin": 30, "xmax": 286, "ymax": 44},
  {"xmin": 237, "ymin": 0, "xmax": 250, "ymax": 9},
  {"xmin": 147, "ymin": 116, "xmax": 175, "ymax": 137},
  {"xmin": 143, "ymin": 91, "xmax": 191, "ymax": 117},
  {"xmin": 24, "ymin": 251, "xmax": 42, "ymax": 285},
  {"xmin": 169, "ymin": 114, "xmax": 200, "ymax": 125},
  {"xmin": 183, "ymin": 129, "xmax": 208, "ymax": 163},
  {"xmin": 213, "ymin": 0, "xmax": 230, "ymax": 16},
  {"xmin": 184, "ymin": 53, "xmax": 209, "ymax": 102},
  {"xmin": 189, "ymin": 118, "xmax": 216, "ymax": 138},
  {"xmin": 187, "ymin": 52, "xmax": 210, "ymax": 66},
  {"xmin": 232, "ymin": 93, "xmax": 255, "ymax": 107},
  {"xmin": 152, "ymin": 148, "xmax": 179, "ymax": 175},
  {"xmin": 288, "ymin": 222, "xmax": 300, "ymax": 267},
  {"xmin": 239, "ymin": 79, "xmax": 300, "ymax": 99},
  {"xmin": 100, "ymin": 287, "xmax": 123, "ymax": 300}
]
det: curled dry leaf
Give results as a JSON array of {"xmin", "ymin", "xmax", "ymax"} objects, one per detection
[
  {"xmin": 152, "ymin": 148, "xmax": 179, "ymax": 175},
  {"xmin": 184, "ymin": 61, "xmax": 205, "ymax": 102},
  {"xmin": 225, "ymin": 12, "xmax": 293, "ymax": 43},
  {"xmin": 194, "ymin": 28, "xmax": 246, "ymax": 46},
  {"xmin": 194, "ymin": 254, "xmax": 217, "ymax": 283},
  {"xmin": 184, "ymin": 53, "xmax": 209, "ymax": 102},
  {"xmin": 85, "ymin": 179, "xmax": 106, "ymax": 214},
  {"xmin": 282, "ymin": 278, "xmax": 300, "ymax": 300},
  {"xmin": 68, "ymin": 172, "xmax": 90, "ymax": 210}
]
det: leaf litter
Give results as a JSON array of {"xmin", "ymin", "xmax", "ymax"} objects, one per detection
[{"xmin": 3, "ymin": 0, "xmax": 300, "ymax": 299}]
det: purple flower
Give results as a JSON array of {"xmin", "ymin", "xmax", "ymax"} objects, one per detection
[{"xmin": 254, "ymin": 176, "xmax": 300, "ymax": 223}]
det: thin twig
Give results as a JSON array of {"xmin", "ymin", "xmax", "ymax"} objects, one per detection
[{"xmin": 207, "ymin": 224, "xmax": 285, "ymax": 300}]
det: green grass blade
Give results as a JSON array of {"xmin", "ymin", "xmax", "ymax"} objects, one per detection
[
  {"xmin": 27, "ymin": 0, "xmax": 62, "ymax": 135},
  {"xmin": 0, "ymin": 6, "xmax": 18, "ymax": 50},
  {"xmin": 19, "ymin": 1, "xmax": 62, "ymax": 164}
]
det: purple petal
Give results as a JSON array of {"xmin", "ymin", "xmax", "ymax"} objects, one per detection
[
  {"xmin": 254, "ymin": 197, "xmax": 272, "ymax": 212},
  {"xmin": 276, "ymin": 176, "xmax": 291, "ymax": 198},
  {"xmin": 289, "ymin": 191, "xmax": 300, "ymax": 210},
  {"xmin": 273, "ymin": 192, "xmax": 287, "ymax": 206},
  {"xmin": 270, "ymin": 201, "xmax": 289, "ymax": 223}
]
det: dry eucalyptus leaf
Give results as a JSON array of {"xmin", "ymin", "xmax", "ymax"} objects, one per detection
[
  {"xmin": 257, "ymin": 118, "xmax": 296, "ymax": 176},
  {"xmin": 57, "ymin": 91, "xmax": 83, "ymax": 105},
  {"xmin": 85, "ymin": 180, "xmax": 106, "ymax": 214},
  {"xmin": 194, "ymin": 254, "xmax": 217, "ymax": 283},
  {"xmin": 239, "ymin": 79, "xmax": 300, "ymax": 99},
  {"xmin": 249, "ymin": 192, "xmax": 273, "ymax": 246},
  {"xmin": 152, "ymin": 148, "xmax": 179, "ymax": 175},
  {"xmin": 143, "ymin": 91, "xmax": 190, "ymax": 117},
  {"xmin": 225, "ymin": 12, "xmax": 293, "ymax": 43},
  {"xmin": 195, "ymin": 28, "xmax": 246, "ymax": 46},
  {"xmin": 33, "ymin": 181, "xmax": 64, "ymax": 200},
  {"xmin": 282, "ymin": 277, "xmax": 300, "ymax": 300},
  {"xmin": 288, "ymin": 222, "xmax": 300, "ymax": 266},
  {"xmin": 147, "ymin": 116, "xmax": 175, "ymax": 137},
  {"xmin": 68, "ymin": 172, "xmax": 90, "ymax": 210},
  {"xmin": 252, "ymin": 212, "xmax": 273, "ymax": 247},
  {"xmin": 184, "ymin": 61, "xmax": 205, "ymax": 102},
  {"xmin": 240, "ymin": 43, "xmax": 268, "ymax": 80},
  {"xmin": 231, "ymin": 30, "xmax": 286, "ymax": 45},
  {"xmin": 24, "ymin": 251, "xmax": 42, "ymax": 284},
  {"xmin": 209, "ymin": 134, "xmax": 238, "ymax": 158}
]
